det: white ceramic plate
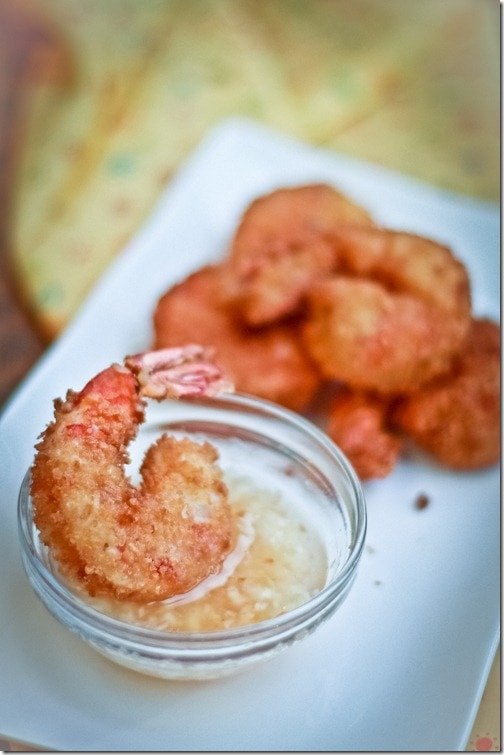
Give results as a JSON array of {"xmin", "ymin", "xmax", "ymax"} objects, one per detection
[{"xmin": 0, "ymin": 119, "xmax": 499, "ymax": 751}]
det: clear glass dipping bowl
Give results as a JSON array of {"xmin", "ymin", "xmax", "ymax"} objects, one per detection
[{"xmin": 18, "ymin": 393, "xmax": 366, "ymax": 680}]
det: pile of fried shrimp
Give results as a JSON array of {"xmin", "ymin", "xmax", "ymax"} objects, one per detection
[
  {"xmin": 31, "ymin": 186, "xmax": 499, "ymax": 607},
  {"xmin": 153, "ymin": 183, "xmax": 500, "ymax": 481}
]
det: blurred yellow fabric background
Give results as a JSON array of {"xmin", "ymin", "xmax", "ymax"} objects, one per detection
[
  {"xmin": 0, "ymin": 1, "xmax": 500, "ymax": 751},
  {"xmin": 9, "ymin": 0, "xmax": 499, "ymax": 338}
]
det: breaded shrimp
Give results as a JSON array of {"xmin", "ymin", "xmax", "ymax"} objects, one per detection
[
  {"xmin": 393, "ymin": 318, "xmax": 500, "ymax": 469},
  {"xmin": 153, "ymin": 264, "xmax": 321, "ymax": 412},
  {"xmin": 302, "ymin": 227, "xmax": 472, "ymax": 394},
  {"xmin": 327, "ymin": 389, "xmax": 402, "ymax": 481},
  {"xmin": 221, "ymin": 184, "xmax": 374, "ymax": 326},
  {"xmin": 30, "ymin": 346, "xmax": 235, "ymax": 602}
]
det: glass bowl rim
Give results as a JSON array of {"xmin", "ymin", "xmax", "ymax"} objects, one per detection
[{"xmin": 18, "ymin": 391, "xmax": 367, "ymax": 652}]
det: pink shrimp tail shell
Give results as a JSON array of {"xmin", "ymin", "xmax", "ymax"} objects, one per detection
[{"xmin": 125, "ymin": 344, "xmax": 234, "ymax": 399}]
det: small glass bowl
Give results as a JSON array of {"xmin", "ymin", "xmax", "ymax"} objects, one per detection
[{"xmin": 18, "ymin": 393, "xmax": 366, "ymax": 680}]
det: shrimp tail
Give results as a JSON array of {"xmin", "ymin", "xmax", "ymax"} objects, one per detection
[{"xmin": 125, "ymin": 344, "xmax": 234, "ymax": 399}]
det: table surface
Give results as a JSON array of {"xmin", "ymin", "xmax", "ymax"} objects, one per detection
[{"xmin": 0, "ymin": 1, "xmax": 499, "ymax": 751}]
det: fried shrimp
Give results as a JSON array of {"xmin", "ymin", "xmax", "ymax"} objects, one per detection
[
  {"xmin": 221, "ymin": 183, "xmax": 374, "ymax": 326},
  {"xmin": 327, "ymin": 389, "xmax": 402, "ymax": 481},
  {"xmin": 30, "ymin": 346, "xmax": 235, "ymax": 602},
  {"xmin": 393, "ymin": 318, "xmax": 500, "ymax": 469},
  {"xmin": 302, "ymin": 227, "xmax": 472, "ymax": 394},
  {"xmin": 153, "ymin": 264, "xmax": 321, "ymax": 412}
]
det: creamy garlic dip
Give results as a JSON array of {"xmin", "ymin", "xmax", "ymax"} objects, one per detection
[{"xmin": 83, "ymin": 473, "xmax": 328, "ymax": 632}]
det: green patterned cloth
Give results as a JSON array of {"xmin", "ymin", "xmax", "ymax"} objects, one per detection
[{"xmin": 11, "ymin": 0, "xmax": 499, "ymax": 337}]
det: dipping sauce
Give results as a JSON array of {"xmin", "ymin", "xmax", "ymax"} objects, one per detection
[{"xmin": 77, "ymin": 473, "xmax": 328, "ymax": 632}]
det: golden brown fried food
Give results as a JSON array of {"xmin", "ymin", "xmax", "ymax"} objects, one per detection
[
  {"xmin": 393, "ymin": 318, "xmax": 500, "ymax": 469},
  {"xmin": 221, "ymin": 183, "xmax": 374, "ymax": 326},
  {"xmin": 31, "ymin": 347, "xmax": 235, "ymax": 602},
  {"xmin": 153, "ymin": 264, "xmax": 321, "ymax": 412},
  {"xmin": 327, "ymin": 389, "xmax": 402, "ymax": 480},
  {"xmin": 302, "ymin": 227, "xmax": 472, "ymax": 394}
]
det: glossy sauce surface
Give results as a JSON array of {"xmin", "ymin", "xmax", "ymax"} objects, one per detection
[{"xmin": 85, "ymin": 474, "xmax": 328, "ymax": 632}]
